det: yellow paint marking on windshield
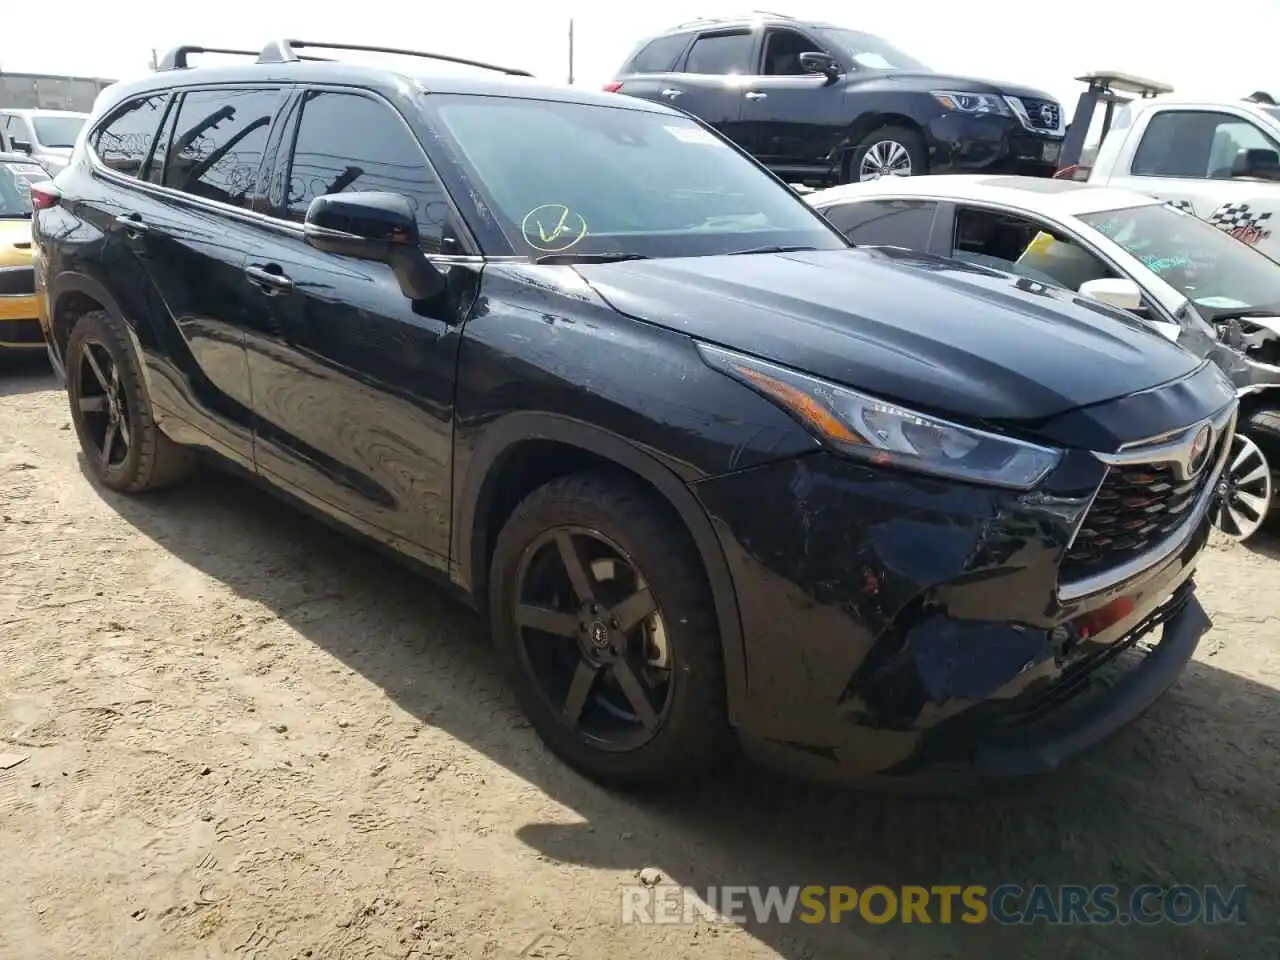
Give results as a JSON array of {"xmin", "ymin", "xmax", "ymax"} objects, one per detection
[{"xmin": 521, "ymin": 204, "xmax": 589, "ymax": 252}]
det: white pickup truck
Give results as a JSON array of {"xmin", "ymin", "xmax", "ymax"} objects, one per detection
[{"xmin": 1058, "ymin": 72, "xmax": 1280, "ymax": 260}]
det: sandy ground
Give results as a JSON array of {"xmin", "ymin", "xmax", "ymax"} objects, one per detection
[{"xmin": 1, "ymin": 355, "xmax": 1277, "ymax": 960}]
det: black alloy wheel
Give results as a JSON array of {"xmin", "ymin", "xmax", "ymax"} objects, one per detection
[{"xmin": 74, "ymin": 338, "xmax": 132, "ymax": 475}]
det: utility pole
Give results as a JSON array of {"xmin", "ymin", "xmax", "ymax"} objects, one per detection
[
  {"xmin": 148, "ymin": 48, "xmax": 158, "ymax": 71},
  {"xmin": 567, "ymin": 18, "xmax": 574, "ymax": 85}
]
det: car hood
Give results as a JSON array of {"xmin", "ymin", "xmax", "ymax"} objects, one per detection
[
  {"xmin": 0, "ymin": 219, "xmax": 32, "ymax": 267},
  {"xmin": 874, "ymin": 70, "xmax": 1057, "ymax": 102},
  {"xmin": 572, "ymin": 247, "xmax": 1201, "ymax": 425}
]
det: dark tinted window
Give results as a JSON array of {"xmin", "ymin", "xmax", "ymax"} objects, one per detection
[
  {"xmin": 283, "ymin": 90, "xmax": 449, "ymax": 252},
  {"xmin": 822, "ymin": 199, "xmax": 937, "ymax": 249},
  {"xmin": 685, "ymin": 32, "xmax": 754, "ymax": 75},
  {"xmin": 627, "ymin": 34, "xmax": 690, "ymax": 73},
  {"xmin": 953, "ymin": 206, "xmax": 1113, "ymax": 290},
  {"xmin": 163, "ymin": 88, "xmax": 278, "ymax": 208},
  {"xmin": 1132, "ymin": 110, "xmax": 1280, "ymax": 179},
  {"xmin": 93, "ymin": 94, "xmax": 168, "ymax": 177}
]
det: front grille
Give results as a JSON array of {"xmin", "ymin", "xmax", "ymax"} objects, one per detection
[
  {"xmin": 1018, "ymin": 97, "xmax": 1062, "ymax": 132},
  {"xmin": 0, "ymin": 265, "xmax": 35, "ymax": 296},
  {"xmin": 1060, "ymin": 432, "xmax": 1228, "ymax": 583}
]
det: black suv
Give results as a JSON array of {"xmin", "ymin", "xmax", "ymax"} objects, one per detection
[
  {"xmin": 31, "ymin": 39, "xmax": 1235, "ymax": 789},
  {"xmin": 607, "ymin": 15, "xmax": 1066, "ymax": 186}
]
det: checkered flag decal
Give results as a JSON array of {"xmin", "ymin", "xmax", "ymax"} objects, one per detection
[{"xmin": 1206, "ymin": 202, "xmax": 1273, "ymax": 233}]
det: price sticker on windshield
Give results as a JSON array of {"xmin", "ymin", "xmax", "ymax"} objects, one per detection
[{"xmin": 665, "ymin": 124, "xmax": 720, "ymax": 146}]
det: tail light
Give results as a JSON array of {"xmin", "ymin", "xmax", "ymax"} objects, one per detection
[
  {"xmin": 1052, "ymin": 164, "xmax": 1091, "ymax": 182},
  {"xmin": 602, "ymin": 81, "xmax": 623, "ymax": 93},
  {"xmin": 30, "ymin": 182, "xmax": 60, "ymax": 211}
]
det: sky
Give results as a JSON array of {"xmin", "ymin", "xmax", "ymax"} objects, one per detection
[{"xmin": 3, "ymin": 0, "xmax": 1277, "ymax": 136}]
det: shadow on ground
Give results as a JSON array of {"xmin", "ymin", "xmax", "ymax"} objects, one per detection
[
  {"xmin": 0, "ymin": 354, "xmax": 55, "ymax": 398},
  {"xmin": 91, "ymin": 465, "xmax": 1279, "ymax": 959}
]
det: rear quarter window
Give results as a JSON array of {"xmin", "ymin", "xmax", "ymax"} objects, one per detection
[
  {"xmin": 92, "ymin": 94, "xmax": 170, "ymax": 178},
  {"xmin": 625, "ymin": 34, "xmax": 691, "ymax": 74}
]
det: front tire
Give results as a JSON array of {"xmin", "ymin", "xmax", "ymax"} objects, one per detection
[
  {"xmin": 845, "ymin": 124, "xmax": 928, "ymax": 183},
  {"xmin": 66, "ymin": 309, "xmax": 194, "ymax": 493},
  {"xmin": 488, "ymin": 473, "xmax": 732, "ymax": 788}
]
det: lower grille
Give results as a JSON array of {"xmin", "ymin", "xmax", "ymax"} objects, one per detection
[
  {"xmin": 0, "ymin": 265, "xmax": 35, "ymax": 296},
  {"xmin": 0, "ymin": 318, "xmax": 43, "ymax": 344},
  {"xmin": 1018, "ymin": 97, "xmax": 1062, "ymax": 132},
  {"xmin": 1062, "ymin": 431, "xmax": 1229, "ymax": 583}
]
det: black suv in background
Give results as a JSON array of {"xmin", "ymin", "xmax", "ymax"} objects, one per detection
[
  {"xmin": 32, "ymin": 39, "xmax": 1233, "ymax": 789},
  {"xmin": 607, "ymin": 14, "xmax": 1067, "ymax": 185}
]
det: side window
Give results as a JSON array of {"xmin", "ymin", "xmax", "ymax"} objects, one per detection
[
  {"xmin": 144, "ymin": 95, "xmax": 182, "ymax": 185},
  {"xmin": 762, "ymin": 29, "xmax": 822, "ymax": 77},
  {"xmin": 92, "ymin": 94, "xmax": 169, "ymax": 177},
  {"xmin": 1131, "ymin": 110, "xmax": 1280, "ymax": 179},
  {"xmin": 163, "ymin": 88, "xmax": 279, "ymax": 208},
  {"xmin": 952, "ymin": 206, "xmax": 1115, "ymax": 292},
  {"xmin": 823, "ymin": 199, "xmax": 937, "ymax": 249},
  {"xmin": 685, "ymin": 31, "xmax": 754, "ymax": 76},
  {"xmin": 627, "ymin": 34, "xmax": 690, "ymax": 74},
  {"xmin": 283, "ymin": 90, "xmax": 450, "ymax": 253}
]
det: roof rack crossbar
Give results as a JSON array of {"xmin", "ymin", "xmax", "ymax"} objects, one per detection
[
  {"xmin": 257, "ymin": 39, "xmax": 533, "ymax": 77},
  {"xmin": 156, "ymin": 46, "xmax": 263, "ymax": 71}
]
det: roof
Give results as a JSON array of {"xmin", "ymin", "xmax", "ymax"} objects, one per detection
[
  {"xmin": 807, "ymin": 174, "xmax": 1165, "ymax": 218},
  {"xmin": 1, "ymin": 107, "xmax": 89, "ymax": 117},
  {"xmin": 99, "ymin": 59, "xmax": 674, "ymax": 117}
]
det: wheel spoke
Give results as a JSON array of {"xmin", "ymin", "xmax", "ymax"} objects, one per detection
[
  {"xmin": 1235, "ymin": 490, "xmax": 1269, "ymax": 517},
  {"xmin": 516, "ymin": 603, "xmax": 579, "ymax": 638},
  {"xmin": 611, "ymin": 587, "xmax": 656, "ymax": 634},
  {"xmin": 78, "ymin": 396, "xmax": 108, "ymax": 414},
  {"xmin": 118, "ymin": 413, "xmax": 132, "ymax": 449},
  {"xmin": 561, "ymin": 659, "xmax": 599, "ymax": 726},
  {"xmin": 555, "ymin": 532, "xmax": 595, "ymax": 604},
  {"xmin": 610, "ymin": 660, "xmax": 658, "ymax": 729},
  {"xmin": 1236, "ymin": 461, "xmax": 1269, "ymax": 488},
  {"xmin": 84, "ymin": 347, "xmax": 111, "ymax": 392},
  {"xmin": 100, "ymin": 421, "xmax": 118, "ymax": 470}
]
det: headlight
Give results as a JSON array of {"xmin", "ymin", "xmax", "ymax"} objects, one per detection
[
  {"xmin": 699, "ymin": 343, "xmax": 1062, "ymax": 490},
  {"xmin": 931, "ymin": 90, "xmax": 1010, "ymax": 116}
]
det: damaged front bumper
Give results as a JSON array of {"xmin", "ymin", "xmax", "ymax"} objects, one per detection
[{"xmin": 692, "ymin": 447, "xmax": 1217, "ymax": 784}]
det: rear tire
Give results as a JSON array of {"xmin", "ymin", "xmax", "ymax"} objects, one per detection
[
  {"xmin": 66, "ymin": 309, "xmax": 194, "ymax": 493},
  {"xmin": 488, "ymin": 472, "xmax": 733, "ymax": 789}
]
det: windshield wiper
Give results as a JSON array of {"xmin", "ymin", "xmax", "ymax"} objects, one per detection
[
  {"xmin": 533, "ymin": 252, "xmax": 651, "ymax": 265},
  {"xmin": 724, "ymin": 244, "xmax": 822, "ymax": 256}
]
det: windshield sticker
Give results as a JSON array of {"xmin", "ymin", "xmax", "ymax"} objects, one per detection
[
  {"xmin": 1195, "ymin": 295, "xmax": 1250, "ymax": 309},
  {"xmin": 853, "ymin": 53, "xmax": 894, "ymax": 70},
  {"xmin": 664, "ymin": 124, "xmax": 719, "ymax": 146},
  {"xmin": 521, "ymin": 204, "xmax": 589, "ymax": 253},
  {"xmin": 1139, "ymin": 253, "xmax": 1195, "ymax": 273},
  {"xmin": 1205, "ymin": 202, "xmax": 1273, "ymax": 246}
]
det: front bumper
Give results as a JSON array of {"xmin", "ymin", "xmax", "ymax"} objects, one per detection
[
  {"xmin": 692, "ymin": 446, "xmax": 1217, "ymax": 783},
  {"xmin": 926, "ymin": 113, "xmax": 1063, "ymax": 177}
]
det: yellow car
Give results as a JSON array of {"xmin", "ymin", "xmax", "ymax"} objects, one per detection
[{"xmin": 0, "ymin": 152, "xmax": 47, "ymax": 352}]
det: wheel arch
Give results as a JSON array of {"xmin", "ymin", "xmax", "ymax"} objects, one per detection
[
  {"xmin": 454, "ymin": 412, "xmax": 748, "ymax": 720},
  {"xmin": 836, "ymin": 113, "xmax": 927, "ymax": 179},
  {"xmin": 50, "ymin": 271, "xmax": 156, "ymax": 400}
]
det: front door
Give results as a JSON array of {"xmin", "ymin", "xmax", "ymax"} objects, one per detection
[{"xmin": 243, "ymin": 87, "xmax": 475, "ymax": 565}]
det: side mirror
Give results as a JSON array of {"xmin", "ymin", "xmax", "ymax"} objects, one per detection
[
  {"xmin": 1231, "ymin": 147, "xmax": 1280, "ymax": 180},
  {"xmin": 799, "ymin": 52, "xmax": 841, "ymax": 83},
  {"xmin": 303, "ymin": 191, "xmax": 446, "ymax": 300},
  {"xmin": 10, "ymin": 139, "xmax": 32, "ymax": 153},
  {"xmin": 1079, "ymin": 277, "xmax": 1143, "ymax": 311}
]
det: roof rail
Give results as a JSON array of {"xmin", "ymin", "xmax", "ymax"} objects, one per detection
[
  {"xmin": 156, "ymin": 45, "xmax": 333, "ymax": 71},
  {"xmin": 257, "ymin": 39, "xmax": 533, "ymax": 77},
  {"xmin": 672, "ymin": 11, "xmax": 796, "ymax": 28}
]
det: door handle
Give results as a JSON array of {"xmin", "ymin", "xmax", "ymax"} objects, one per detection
[
  {"xmin": 245, "ymin": 264, "xmax": 294, "ymax": 294},
  {"xmin": 744, "ymin": 91, "xmax": 767, "ymax": 100},
  {"xmin": 114, "ymin": 213, "xmax": 148, "ymax": 237},
  {"xmin": 660, "ymin": 88, "xmax": 682, "ymax": 99}
]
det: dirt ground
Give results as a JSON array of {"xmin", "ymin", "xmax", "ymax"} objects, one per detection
[{"xmin": 1, "ymin": 356, "xmax": 1277, "ymax": 960}]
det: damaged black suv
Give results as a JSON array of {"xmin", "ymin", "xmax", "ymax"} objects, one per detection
[{"xmin": 31, "ymin": 39, "xmax": 1235, "ymax": 788}]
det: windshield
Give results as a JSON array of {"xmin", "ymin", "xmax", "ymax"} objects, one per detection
[
  {"xmin": 424, "ymin": 95, "xmax": 847, "ymax": 259},
  {"xmin": 0, "ymin": 161, "xmax": 41, "ymax": 217},
  {"xmin": 32, "ymin": 115, "xmax": 85, "ymax": 148},
  {"xmin": 813, "ymin": 28, "xmax": 930, "ymax": 72},
  {"xmin": 1078, "ymin": 202, "xmax": 1280, "ymax": 318}
]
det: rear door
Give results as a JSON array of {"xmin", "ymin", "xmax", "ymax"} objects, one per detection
[
  {"xmin": 640, "ymin": 29, "xmax": 758, "ymax": 148},
  {"xmin": 1104, "ymin": 106, "xmax": 1280, "ymax": 259},
  {"xmin": 110, "ymin": 85, "xmax": 288, "ymax": 466},
  {"xmin": 241, "ymin": 86, "xmax": 478, "ymax": 564}
]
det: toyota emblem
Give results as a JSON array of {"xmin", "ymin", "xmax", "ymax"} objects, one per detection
[{"xmin": 1188, "ymin": 425, "xmax": 1213, "ymax": 477}]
